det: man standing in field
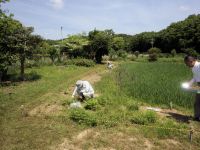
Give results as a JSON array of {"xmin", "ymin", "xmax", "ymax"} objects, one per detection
[
  {"xmin": 184, "ymin": 55, "xmax": 200, "ymax": 121},
  {"xmin": 72, "ymin": 80, "xmax": 94, "ymax": 101}
]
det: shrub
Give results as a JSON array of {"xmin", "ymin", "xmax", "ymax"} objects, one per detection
[
  {"xmin": 117, "ymin": 50, "xmax": 127, "ymax": 59},
  {"xmin": 148, "ymin": 47, "xmax": 161, "ymax": 62},
  {"xmin": 183, "ymin": 48, "xmax": 199, "ymax": 58},
  {"xmin": 109, "ymin": 48, "xmax": 118, "ymax": 61},
  {"xmin": 148, "ymin": 53, "xmax": 157, "ymax": 61},
  {"xmin": 129, "ymin": 55, "xmax": 137, "ymax": 61},
  {"xmin": 64, "ymin": 58, "xmax": 95, "ymax": 67},
  {"xmin": 134, "ymin": 51, "xmax": 140, "ymax": 58},
  {"xmin": 96, "ymin": 97, "xmax": 112, "ymax": 106},
  {"xmin": 69, "ymin": 109, "xmax": 97, "ymax": 126},
  {"xmin": 127, "ymin": 101, "xmax": 139, "ymax": 111},
  {"xmin": 102, "ymin": 55, "xmax": 109, "ymax": 61},
  {"xmin": 49, "ymin": 46, "xmax": 59, "ymax": 64},
  {"xmin": 25, "ymin": 71, "xmax": 41, "ymax": 81},
  {"xmin": 171, "ymin": 49, "xmax": 176, "ymax": 57},
  {"xmin": 84, "ymin": 99, "xmax": 99, "ymax": 111},
  {"xmin": 130, "ymin": 111, "xmax": 157, "ymax": 125},
  {"xmin": 97, "ymin": 112, "xmax": 119, "ymax": 127}
]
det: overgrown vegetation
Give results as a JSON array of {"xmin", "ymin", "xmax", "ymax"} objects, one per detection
[
  {"xmin": 64, "ymin": 58, "xmax": 95, "ymax": 67},
  {"xmin": 130, "ymin": 111, "xmax": 157, "ymax": 125},
  {"xmin": 69, "ymin": 108, "xmax": 97, "ymax": 126}
]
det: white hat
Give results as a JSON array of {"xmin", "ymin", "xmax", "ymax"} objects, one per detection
[{"xmin": 76, "ymin": 80, "xmax": 83, "ymax": 87}]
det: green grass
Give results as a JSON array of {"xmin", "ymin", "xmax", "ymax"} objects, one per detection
[
  {"xmin": 115, "ymin": 62, "xmax": 194, "ymax": 108},
  {"xmin": 0, "ymin": 65, "xmax": 104, "ymax": 150},
  {"xmin": 1, "ymin": 61, "xmax": 200, "ymax": 149}
]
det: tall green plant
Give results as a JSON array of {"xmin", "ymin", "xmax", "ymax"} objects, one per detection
[{"xmin": 148, "ymin": 47, "xmax": 161, "ymax": 61}]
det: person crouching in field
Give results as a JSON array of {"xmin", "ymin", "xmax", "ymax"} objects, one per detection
[
  {"xmin": 184, "ymin": 55, "xmax": 200, "ymax": 121},
  {"xmin": 107, "ymin": 61, "xmax": 113, "ymax": 69},
  {"xmin": 72, "ymin": 80, "xmax": 94, "ymax": 101}
]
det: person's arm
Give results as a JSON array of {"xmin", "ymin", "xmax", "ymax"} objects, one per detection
[
  {"xmin": 189, "ymin": 78, "xmax": 195, "ymax": 86},
  {"xmin": 72, "ymin": 86, "xmax": 77, "ymax": 97}
]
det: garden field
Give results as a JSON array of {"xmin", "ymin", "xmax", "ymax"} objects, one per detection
[
  {"xmin": 116, "ymin": 62, "xmax": 194, "ymax": 108},
  {"xmin": 0, "ymin": 61, "xmax": 200, "ymax": 150}
]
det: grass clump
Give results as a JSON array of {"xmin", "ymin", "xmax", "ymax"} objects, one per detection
[
  {"xmin": 140, "ymin": 119, "xmax": 188, "ymax": 138},
  {"xmin": 126, "ymin": 101, "xmax": 139, "ymax": 111},
  {"xmin": 130, "ymin": 111, "xmax": 157, "ymax": 125},
  {"xmin": 97, "ymin": 112, "xmax": 120, "ymax": 128},
  {"xmin": 84, "ymin": 99, "xmax": 99, "ymax": 111},
  {"xmin": 69, "ymin": 108, "xmax": 97, "ymax": 126}
]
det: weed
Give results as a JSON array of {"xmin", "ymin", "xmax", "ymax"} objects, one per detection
[
  {"xmin": 126, "ymin": 101, "xmax": 139, "ymax": 111},
  {"xmin": 69, "ymin": 108, "xmax": 97, "ymax": 126},
  {"xmin": 130, "ymin": 111, "xmax": 157, "ymax": 125},
  {"xmin": 84, "ymin": 99, "xmax": 99, "ymax": 111}
]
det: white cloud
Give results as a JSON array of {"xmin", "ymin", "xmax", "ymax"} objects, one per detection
[
  {"xmin": 179, "ymin": 5, "xmax": 190, "ymax": 11},
  {"xmin": 49, "ymin": 0, "xmax": 64, "ymax": 9}
]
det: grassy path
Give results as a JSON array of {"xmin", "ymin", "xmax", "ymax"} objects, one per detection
[{"xmin": 0, "ymin": 65, "xmax": 106, "ymax": 150}]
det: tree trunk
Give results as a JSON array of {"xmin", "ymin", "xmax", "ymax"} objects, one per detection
[
  {"xmin": 20, "ymin": 53, "xmax": 25, "ymax": 81},
  {"xmin": 0, "ymin": 71, "xmax": 3, "ymax": 82},
  {"xmin": 0, "ymin": 68, "xmax": 8, "ymax": 82}
]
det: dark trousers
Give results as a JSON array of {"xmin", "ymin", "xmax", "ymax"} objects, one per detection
[{"xmin": 194, "ymin": 94, "xmax": 200, "ymax": 118}]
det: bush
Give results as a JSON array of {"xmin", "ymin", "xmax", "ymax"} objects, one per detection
[
  {"xmin": 183, "ymin": 48, "xmax": 199, "ymax": 58},
  {"xmin": 96, "ymin": 97, "xmax": 112, "ymax": 106},
  {"xmin": 64, "ymin": 58, "xmax": 95, "ymax": 67},
  {"xmin": 102, "ymin": 55, "xmax": 109, "ymax": 61},
  {"xmin": 130, "ymin": 111, "xmax": 157, "ymax": 125},
  {"xmin": 84, "ymin": 99, "xmax": 99, "ymax": 111},
  {"xmin": 134, "ymin": 51, "xmax": 140, "ymax": 58},
  {"xmin": 148, "ymin": 53, "xmax": 157, "ymax": 61},
  {"xmin": 25, "ymin": 71, "xmax": 41, "ymax": 81},
  {"xmin": 69, "ymin": 109, "xmax": 97, "ymax": 126},
  {"xmin": 171, "ymin": 49, "xmax": 176, "ymax": 57},
  {"xmin": 127, "ymin": 101, "xmax": 139, "ymax": 111},
  {"xmin": 128, "ymin": 55, "xmax": 137, "ymax": 61},
  {"xmin": 148, "ymin": 47, "xmax": 161, "ymax": 61},
  {"xmin": 109, "ymin": 48, "xmax": 118, "ymax": 61},
  {"xmin": 117, "ymin": 50, "xmax": 127, "ymax": 59}
]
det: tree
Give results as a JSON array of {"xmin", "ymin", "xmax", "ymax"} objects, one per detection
[
  {"xmin": 48, "ymin": 45, "xmax": 59, "ymax": 64},
  {"xmin": 129, "ymin": 32, "xmax": 156, "ymax": 53},
  {"xmin": 108, "ymin": 48, "xmax": 117, "ymax": 61},
  {"xmin": 10, "ymin": 25, "xmax": 42, "ymax": 80},
  {"xmin": 62, "ymin": 34, "xmax": 89, "ymax": 58},
  {"xmin": 111, "ymin": 36, "xmax": 125, "ymax": 51},
  {"xmin": 89, "ymin": 29, "xmax": 114, "ymax": 63},
  {"xmin": 0, "ymin": 12, "xmax": 21, "ymax": 81},
  {"xmin": 183, "ymin": 48, "xmax": 199, "ymax": 57},
  {"xmin": 0, "ymin": 0, "xmax": 42, "ymax": 81}
]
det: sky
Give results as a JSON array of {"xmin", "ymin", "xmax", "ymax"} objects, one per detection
[{"xmin": 2, "ymin": 0, "xmax": 200, "ymax": 40}]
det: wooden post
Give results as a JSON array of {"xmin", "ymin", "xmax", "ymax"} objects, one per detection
[
  {"xmin": 170, "ymin": 101, "xmax": 173, "ymax": 110},
  {"xmin": 189, "ymin": 126, "xmax": 193, "ymax": 143}
]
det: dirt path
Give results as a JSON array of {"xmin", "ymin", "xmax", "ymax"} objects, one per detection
[{"xmin": 64, "ymin": 63, "xmax": 116, "ymax": 98}]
